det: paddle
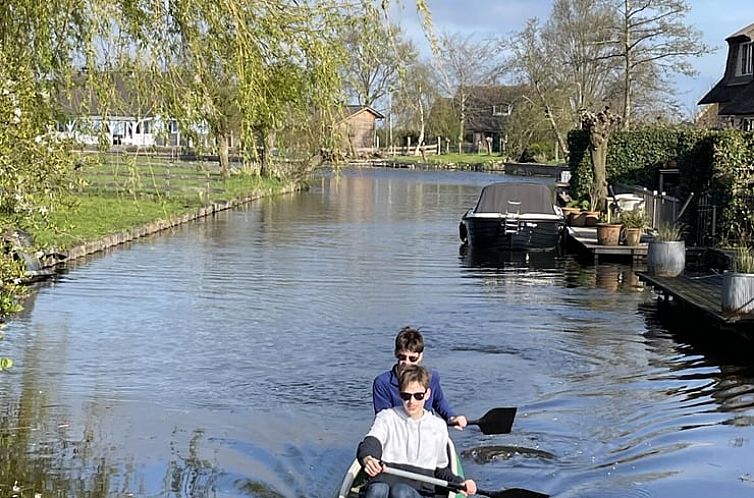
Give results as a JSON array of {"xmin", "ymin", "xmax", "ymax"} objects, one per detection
[
  {"xmin": 381, "ymin": 464, "xmax": 549, "ymax": 498},
  {"xmin": 451, "ymin": 407, "xmax": 517, "ymax": 435}
]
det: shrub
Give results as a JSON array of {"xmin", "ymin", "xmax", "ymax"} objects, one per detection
[
  {"xmin": 620, "ymin": 209, "xmax": 648, "ymax": 229},
  {"xmin": 654, "ymin": 223, "xmax": 685, "ymax": 242},
  {"xmin": 732, "ymin": 246, "xmax": 754, "ymax": 273}
]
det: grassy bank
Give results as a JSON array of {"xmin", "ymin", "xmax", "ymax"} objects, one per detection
[{"xmin": 30, "ymin": 154, "xmax": 294, "ymax": 250}]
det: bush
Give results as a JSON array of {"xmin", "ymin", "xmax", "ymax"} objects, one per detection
[
  {"xmin": 518, "ymin": 143, "xmax": 548, "ymax": 163},
  {"xmin": 568, "ymin": 126, "xmax": 754, "ymax": 246}
]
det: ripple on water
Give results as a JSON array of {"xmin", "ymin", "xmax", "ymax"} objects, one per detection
[{"xmin": 4, "ymin": 169, "xmax": 754, "ymax": 498}]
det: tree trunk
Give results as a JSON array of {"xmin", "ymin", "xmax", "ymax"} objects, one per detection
[
  {"xmin": 458, "ymin": 90, "xmax": 466, "ymax": 155},
  {"xmin": 533, "ymin": 80, "xmax": 569, "ymax": 161},
  {"xmin": 414, "ymin": 92, "xmax": 426, "ymax": 157},
  {"xmin": 217, "ymin": 132, "xmax": 230, "ymax": 178},
  {"xmin": 622, "ymin": 1, "xmax": 631, "ymax": 130},
  {"xmin": 260, "ymin": 130, "xmax": 275, "ymax": 177},
  {"xmin": 590, "ymin": 141, "xmax": 608, "ymax": 212}
]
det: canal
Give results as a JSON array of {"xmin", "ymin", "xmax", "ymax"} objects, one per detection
[{"xmin": 1, "ymin": 168, "xmax": 753, "ymax": 498}]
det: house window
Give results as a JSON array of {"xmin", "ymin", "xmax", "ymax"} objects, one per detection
[
  {"xmin": 136, "ymin": 119, "xmax": 152, "ymax": 134},
  {"xmin": 739, "ymin": 42, "xmax": 753, "ymax": 76}
]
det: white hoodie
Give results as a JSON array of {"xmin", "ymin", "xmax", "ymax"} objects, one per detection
[{"xmin": 365, "ymin": 407, "xmax": 449, "ymax": 471}]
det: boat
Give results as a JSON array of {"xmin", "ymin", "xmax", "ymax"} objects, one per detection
[
  {"xmin": 336, "ymin": 438, "xmax": 465, "ymax": 498},
  {"xmin": 459, "ymin": 182, "xmax": 565, "ymax": 252}
]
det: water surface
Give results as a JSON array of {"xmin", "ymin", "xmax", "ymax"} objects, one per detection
[{"xmin": 1, "ymin": 168, "xmax": 753, "ymax": 498}]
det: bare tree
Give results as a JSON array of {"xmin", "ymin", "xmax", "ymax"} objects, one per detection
[
  {"xmin": 598, "ymin": 0, "xmax": 712, "ymax": 129},
  {"xmin": 543, "ymin": 0, "xmax": 618, "ymax": 113},
  {"xmin": 436, "ymin": 32, "xmax": 500, "ymax": 154},
  {"xmin": 508, "ymin": 20, "xmax": 572, "ymax": 160},
  {"xmin": 507, "ymin": 0, "xmax": 618, "ymax": 160},
  {"xmin": 393, "ymin": 60, "xmax": 437, "ymax": 156},
  {"xmin": 342, "ymin": 12, "xmax": 416, "ymax": 108}
]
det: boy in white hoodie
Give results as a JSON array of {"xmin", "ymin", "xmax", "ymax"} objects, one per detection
[{"xmin": 357, "ymin": 365, "xmax": 477, "ymax": 498}]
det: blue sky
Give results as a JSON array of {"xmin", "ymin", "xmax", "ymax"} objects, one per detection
[{"xmin": 394, "ymin": 0, "xmax": 754, "ymax": 115}]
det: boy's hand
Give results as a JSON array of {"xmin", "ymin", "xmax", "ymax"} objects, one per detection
[
  {"xmin": 461, "ymin": 479, "xmax": 477, "ymax": 496},
  {"xmin": 450, "ymin": 415, "xmax": 468, "ymax": 429},
  {"xmin": 362, "ymin": 456, "xmax": 383, "ymax": 477}
]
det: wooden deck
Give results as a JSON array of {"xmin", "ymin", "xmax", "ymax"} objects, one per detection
[
  {"xmin": 566, "ymin": 226, "xmax": 647, "ymax": 264},
  {"xmin": 637, "ymin": 271, "xmax": 754, "ymax": 325}
]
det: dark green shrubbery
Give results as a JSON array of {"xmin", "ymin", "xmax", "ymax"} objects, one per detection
[{"xmin": 568, "ymin": 126, "xmax": 754, "ymax": 245}]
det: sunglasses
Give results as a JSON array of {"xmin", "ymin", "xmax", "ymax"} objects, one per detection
[
  {"xmin": 396, "ymin": 353, "xmax": 420, "ymax": 362},
  {"xmin": 399, "ymin": 391, "xmax": 427, "ymax": 401}
]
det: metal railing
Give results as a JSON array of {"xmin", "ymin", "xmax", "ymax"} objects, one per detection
[{"xmin": 614, "ymin": 184, "xmax": 681, "ymax": 229}]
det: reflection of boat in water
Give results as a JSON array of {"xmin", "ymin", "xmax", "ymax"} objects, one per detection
[
  {"xmin": 459, "ymin": 244, "xmax": 558, "ymax": 270},
  {"xmin": 336, "ymin": 439, "xmax": 464, "ymax": 498},
  {"xmin": 459, "ymin": 182, "xmax": 564, "ymax": 252}
]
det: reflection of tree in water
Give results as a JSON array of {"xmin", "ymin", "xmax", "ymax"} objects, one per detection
[
  {"xmin": 164, "ymin": 429, "xmax": 219, "ymax": 498},
  {"xmin": 237, "ymin": 480, "xmax": 287, "ymax": 498},
  {"xmin": 0, "ymin": 410, "xmax": 232, "ymax": 498},
  {"xmin": 0, "ymin": 403, "xmax": 126, "ymax": 497},
  {"xmin": 0, "ymin": 313, "xmax": 222, "ymax": 498}
]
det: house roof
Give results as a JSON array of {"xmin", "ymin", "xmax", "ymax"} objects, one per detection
[
  {"xmin": 726, "ymin": 22, "xmax": 754, "ymax": 42},
  {"xmin": 720, "ymin": 82, "xmax": 754, "ymax": 115},
  {"xmin": 342, "ymin": 105, "xmax": 385, "ymax": 120},
  {"xmin": 58, "ymin": 72, "xmax": 160, "ymax": 117},
  {"xmin": 463, "ymin": 85, "xmax": 527, "ymax": 133},
  {"xmin": 698, "ymin": 22, "xmax": 754, "ymax": 114}
]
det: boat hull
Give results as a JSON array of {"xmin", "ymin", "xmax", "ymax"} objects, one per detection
[
  {"xmin": 462, "ymin": 216, "xmax": 563, "ymax": 252},
  {"xmin": 336, "ymin": 439, "xmax": 464, "ymax": 498}
]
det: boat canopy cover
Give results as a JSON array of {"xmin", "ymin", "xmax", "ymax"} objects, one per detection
[{"xmin": 474, "ymin": 182, "xmax": 556, "ymax": 215}]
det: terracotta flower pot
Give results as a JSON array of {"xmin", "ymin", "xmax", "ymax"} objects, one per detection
[
  {"xmin": 583, "ymin": 211, "xmax": 600, "ymax": 227},
  {"xmin": 569, "ymin": 212, "xmax": 586, "ymax": 227},
  {"xmin": 623, "ymin": 227, "xmax": 642, "ymax": 246},
  {"xmin": 596, "ymin": 223, "xmax": 622, "ymax": 246}
]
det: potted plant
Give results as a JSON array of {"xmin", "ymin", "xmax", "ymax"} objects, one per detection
[
  {"xmin": 596, "ymin": 212, "xmax": 622, "ymax": 246},
  {"xmin": 721, "ymin": 246, "xmax": 754, "ymax": 314},
  {"xmin": 647, "ymin": 223, "xmax": 685, "ymax": 277},
  {"xmin": 563, "ymin": 199, "xmax": 589, "ymax": 226},
  {"xmin": 619, "ymin": 209, "xmax": 648, "ymax": 246},
  {"xmin": 561, "ymin": 200, "xmax": 583, "ymax": 225},
  {"xmin": 579, "ymin": 199, "xmax": 600, "ymax": 227}
]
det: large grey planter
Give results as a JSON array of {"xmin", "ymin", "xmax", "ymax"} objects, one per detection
[
  {"xmin": 647, "ymin": 241, "xmax": 685, "ymax": 277},
  {"xmin": 721, "ymin": 271, "xmax": 754, "ymax": 314}
]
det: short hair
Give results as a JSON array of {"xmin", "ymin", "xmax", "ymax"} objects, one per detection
[
  {"xmin": 398, "ymin": 364, "xmax": 431, "ymax": 391},
  {"xmin": 394, "ymin": 326, "xmax": 424, "ymax": 354}
]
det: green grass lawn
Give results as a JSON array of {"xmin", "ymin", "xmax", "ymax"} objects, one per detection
[{"xmin": 28, "ymin": 153, "xmax": 293, "ymax": 250}]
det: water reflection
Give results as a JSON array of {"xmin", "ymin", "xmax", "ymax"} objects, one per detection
[{"xmin": 2, "ymin": 168, "xmax": 754, "ymax": 498}]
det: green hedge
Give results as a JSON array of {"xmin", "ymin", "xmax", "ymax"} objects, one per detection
[{"xmin": 568, "ymin": 126, "xmax": 754, "ymax": 245}]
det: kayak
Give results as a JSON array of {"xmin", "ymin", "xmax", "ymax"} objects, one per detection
[{"xmin": 335, "ymin": 438, "xmax": 465, "ymax": 498}]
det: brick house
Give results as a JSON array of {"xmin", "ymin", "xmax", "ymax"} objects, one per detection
[
  {"xmin": 698, "ymin": 22, "xmax": 754, "ymax": 130},
  {"xmin": 338, "ymin": 105, "xmax": 384, "ymax": 156},
  {"xmin": 462, "ymin": 85, "xmax": 527, "ymax": 153}
]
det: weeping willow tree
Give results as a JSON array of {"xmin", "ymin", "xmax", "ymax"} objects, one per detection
[
  {"xmin": 130, "ymin": 0, "xmax": 355, "ymax": 177},
  {"xmin": 0, "ymin": 0, "xmax": 434, "ymax": 326},
  {"xmin": 0, "ymin": 1, "xmax": 96, "ymax": 322}
]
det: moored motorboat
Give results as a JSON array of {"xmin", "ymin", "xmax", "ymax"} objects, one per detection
[
  {"xmin": 335, "ymin": 438, "xmax": 464, "ymax": 498},
  {"xmin": 459, "ymin": 182, "xmax": 564, "ymax": 252}
]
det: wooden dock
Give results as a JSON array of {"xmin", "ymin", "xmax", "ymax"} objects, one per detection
[
  {"xmin": 637, "ymin": 271, "xmax": 754, "ymax": 325},
  {"xmin": 565, "ymin": 226, "xmax": 647, "ymax": 264}
]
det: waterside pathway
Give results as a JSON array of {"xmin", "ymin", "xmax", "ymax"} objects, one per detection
[{"xmin": 1, "ymin": 168, "xmax": 754, "ymax": 498}]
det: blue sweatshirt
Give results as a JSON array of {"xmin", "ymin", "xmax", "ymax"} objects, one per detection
[{"xmin": 372, "ymin": 366, "xmax": 456, "ymax": 422}]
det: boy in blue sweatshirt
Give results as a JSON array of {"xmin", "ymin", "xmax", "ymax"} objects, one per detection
[{"xmin": 372, "ymin": 327, "xmax": 467, "ymax": 429}]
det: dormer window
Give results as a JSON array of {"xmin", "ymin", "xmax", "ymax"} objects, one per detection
[{"xmin": 739, "ymin": 41, "xmax": 753, "ymax": 76}]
